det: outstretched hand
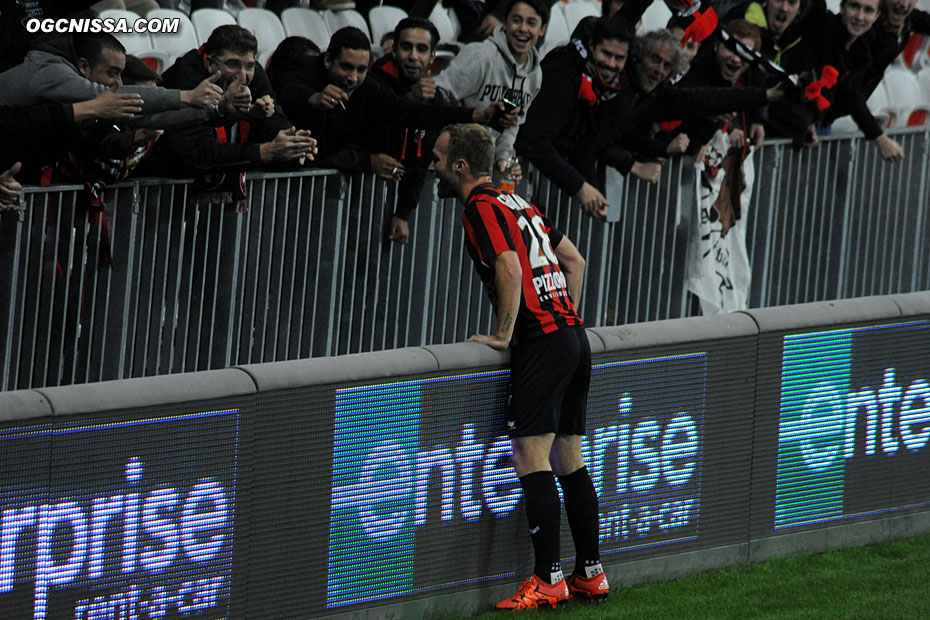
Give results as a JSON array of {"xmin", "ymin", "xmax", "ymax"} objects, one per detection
[{"xmin": 0, "ymin": 162, "xmax": 23, "ymax": 210}]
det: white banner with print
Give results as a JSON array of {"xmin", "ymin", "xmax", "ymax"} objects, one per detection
[{"xmin": 686, "ymin": 130, "xmax": 754, "ymax": 315}]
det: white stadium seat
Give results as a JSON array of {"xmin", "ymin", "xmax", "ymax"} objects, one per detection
[
  {"xmin": 324, "ymin": 9, "xmax": 372, "ymax": 41},
  {"xmin": 191, "ymin": 8, "xmax": 236, "ymax": 45},
  {"xmin": 146, "ymin": 8, "xmax": 200, "ymax": 64},
  {"xmin": 539, "ymin": 4, "xmax": 571, "ymax": 57},
  {"xmin": 882, "ymin": 67, "xmax": 929, "ymax": 127},
  {"xmin": 280, "ymin": 7, "xmax": 331, "ymax": 49},
  {"xmin": 561, "ymin": 1, "xmax": 600, "ymax": 33},
  {"xmin": 98, "ymin": 9, "xmax": 155, "ymax": 56},
  {"xmin": 867, "ymin": 81, "xmax": 893, "ymax": 129},
  {"xmin": 429, "ymin": 2, "xmax": 459, "ymax": 45},
  {"xmin": 238, "ymin": 8, "xmax": 287, "ymax": 61},
  {"xmin": 637, "ymin": 1, "xmax": 672, "ymax": 32},
  {"xmin": 369, "ymin": 5, "xmax": 408, "ymax": 49}
]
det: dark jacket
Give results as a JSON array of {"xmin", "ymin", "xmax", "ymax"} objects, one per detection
[
  {"xmin": 658, "ymin": 42, "xmax": 768, "ymax": 155},
  {"xmin": 515, "ymin": 41, "xmax": 622, "ymax": 195},
  {"xmin": 516, "ymin": 39, "xmax": 769, "ymax": 195},
  {"xmin": 153, "ymin": 48, "xmax": 291, "ymax": 175},
  {"xmin": 824, "ymin": 9, "xmax": 930, "ymax": 137},
  {"xmin": 0, "ymin": 103, "xmax": 79, "ymax": 176},
  {"xmin": 367, "ymin": 55, "xmax": 455, "ymax": 220},
  {"xmin": 270, "ymin": 54, "xmax": 473, "ymax": 173}
]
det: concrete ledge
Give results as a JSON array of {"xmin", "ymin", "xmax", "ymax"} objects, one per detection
[
  {"xmin": 36, "ymin": 369, "xmax": 255, "ymax": 416},
  {"xmin": 0, "ymin": 390, "xmax": 53, "ymax": 422},
  {"xmin": 592, "ymin": 312, "xmax": 759, "ymax": 352},
  {"xmin": 237, "ymin": 347, "xmax": 439, "ymax": 391},
  {"xmin": 890, "ymin": 291, "xmax": 930, "ymax": 317},
  {"xmin": 739, "ymin": 296, "xmax": 902, "ymax": 333},
  {"xmin": 749, "ymin": 510, "xmax": 930, "ymax": 563},
  {"xmin": 421, "ymin": 342, "xmax": 508, "ymax": 372}
]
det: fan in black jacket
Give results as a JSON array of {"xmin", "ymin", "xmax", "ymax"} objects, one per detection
[
  {"xmin": 367, "ymin": 17, "xmax": 459, "ymax": 245},
  {"xmin": 823, "ymin": 0, "xmax": 930, "ymax": 160},
  {"xmin": 268, "ymin": 27, "xmax": 503, "ymax": 177},
  {"xmin": 151, "ymin": 25, "xmax": 313, "ymax": 177}
]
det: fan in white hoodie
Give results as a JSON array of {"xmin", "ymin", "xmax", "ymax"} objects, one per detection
[{"xmin": 435, "ymin": 0, "xmax": 547, "ymax": 173}]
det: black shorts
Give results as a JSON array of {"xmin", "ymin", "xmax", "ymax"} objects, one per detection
[{"xmin": 507, "ymin": 326, "xmax": 591, "ymax": 437}]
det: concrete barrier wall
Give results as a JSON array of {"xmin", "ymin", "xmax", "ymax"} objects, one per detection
[{"xmin": 0, "ymin": 292, "xmax": 928, "ymax": 619}]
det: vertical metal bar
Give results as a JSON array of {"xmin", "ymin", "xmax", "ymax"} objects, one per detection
[{"xmin": 912, "ymin": 131, "xmax": 930, "ymax": 290}]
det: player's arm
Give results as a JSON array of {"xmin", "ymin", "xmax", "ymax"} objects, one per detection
[
  {"xmin": 554, "ymin": 236, "xmax": 585, "ymax": 306},
  {"xmin": 469, "ymin": 250, "xmax": 522, "ymax": 351}
]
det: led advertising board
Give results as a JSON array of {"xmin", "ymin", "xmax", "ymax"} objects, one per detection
[
  {"xmin": 774, "ymin": 321, "xmax": 930, "ymax": 529},
  {"xmin": 327, "ymin": 352, "xmax": 707, "ymax": 608},
  {"xmin": 0, "ymin": 409, "xmax": 240, "ymax": 620}
]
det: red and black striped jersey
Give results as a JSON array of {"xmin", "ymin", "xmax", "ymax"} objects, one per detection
[{"xmin": 461, "ymin": 183, "xmax": 582, "ymax": 345}]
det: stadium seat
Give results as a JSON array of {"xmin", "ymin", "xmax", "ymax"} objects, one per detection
[
  {"xmin": 429, "ymin": 2, "xmax": 460, "ymax": 45},
  {"xmin": 98, "ymin": 9, "xmax": 155, "ymax": 56},
  {"xmin": 369, "ymin": 5, "xmax": 408, "ymax": 49},
  {"xmin": 637, "ymin": 0, "xmax": 672, "ymax": 32},
  {"xmin": 146, "ymin": 8, "xmax": 200, "ymax": 65},
  {"xmin": 883, "ymin": 67, "xmax": 929, "ymax": 127},
  {"xmin": 324, "ymin": 9, "xmax": 372, "ymax": 40},
  {"xmin": 918, "ymin": 66, "xmax": 930, "ymax": 111},
  {"xmin": 899, "ymin": 33, "xmax": 926, "ymax": 69},
  {"xmin": 280, "ymin": 7, "xmax": 331, "ymax": 49},
  {"xmin": 539, "ymin": 4, "xmax": 570, "ymax": 57},
  {"xmin": 866, "ymin": 81, "xmax": 893, "ymax": 129},
  {"xmin": 561, "ymin": 1, "xmax": 600, "ymax": 34},
  {"xmin": 238, "ymin": 8, "xmax": 287, "ymax": 63},
  {"xmin": 191, "ymin": 8, "xmax": 237, "ymax": 45}
]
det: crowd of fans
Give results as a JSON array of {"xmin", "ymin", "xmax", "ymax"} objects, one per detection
[{"xmin": 0, "ymin": 0, "xmax": 927, "ymax": 228}]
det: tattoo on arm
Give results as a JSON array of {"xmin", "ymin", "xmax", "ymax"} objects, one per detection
[{"xmin": 501, "ymin": 315, "xmax": 513, "ymax": 334}]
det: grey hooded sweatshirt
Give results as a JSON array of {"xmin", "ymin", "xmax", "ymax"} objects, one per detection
[{"xmin": 435, "ymin": 26, "xmax": 543, "ymax": 162}]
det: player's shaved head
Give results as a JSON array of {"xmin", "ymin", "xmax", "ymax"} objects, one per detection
[{"xmin": 441, "ymin": 123, "xmax": 495, "ymax": 177}]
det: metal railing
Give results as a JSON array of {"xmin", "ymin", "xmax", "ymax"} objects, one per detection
[{"xmin": 2, "ymin": 128, "xmax": 928, "ymax": 390}]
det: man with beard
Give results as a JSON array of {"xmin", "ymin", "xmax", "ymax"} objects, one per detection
[
  {"xmin": 153, "ymin": 25, "xmax": 316, "ymax": 178},
  {"xmin": 515, "ymin": 14, "xmax": 635, "ymax": 218},
  {"xmin": 369, "ymin": 17, "xmax": 456, "ymax": 245},
  {"xmin": 435, "ymin": 0, "xmax": 548, "ymax": 177},
  {"xmin": 270, "ymin": 27, "xmax": 513, "ymax": 178},
  {"xmin": 821, "ymin": 0, "xmax": 930, "ymax": 160},
  {"xmin": 429, "ymin": 123, "xmax": 605, "ymax": 610}
]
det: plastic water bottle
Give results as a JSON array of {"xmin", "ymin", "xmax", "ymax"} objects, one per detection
[{"xmin": 500, "ymin": 151, "xmax": 519, "ymax": 193}]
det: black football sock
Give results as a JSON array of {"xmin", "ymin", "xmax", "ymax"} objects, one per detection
[
  {"xmin": 519, "ymin": 470, "xmax": 563, "ymax": 584},
  {"xmin": 558, "ymin": 466, "xmax": 602, "ymax": 577}
]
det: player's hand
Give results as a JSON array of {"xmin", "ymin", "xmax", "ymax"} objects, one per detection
[
  {"xmin": 576, "ymin": 182, "xmax": 608, "ymax": 219},
  {"xmin": 0, "ymin": 162, "xmax": 23, "ymax": 210},
  {"xmin": 666, "ymin": 133, "xmax": 690, "ymax": 155},
  {"xmin": 468, "ymin": 333, "xmax": 510, "ymax": 350},
  {"xmin": 182, "ymin": 71, "xmax": 224, "ymax": 109},
  {"xmin": 388, "ymin": 216, "xmax": 410, "ymax": 244},
  {"xmin": 411, "ymin": 77, "xmax": 436, "ymax": 101},
  {"xmin": 874, "ymin": 133, "xmax": 904, "ymax": 162},
  {"xmin": 310, "ymin": 85, "xmax": 348, "ymax": 110},
  {"xmin": 371, "ymin": 153, "xmax": 405, "ymax": 180}
]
